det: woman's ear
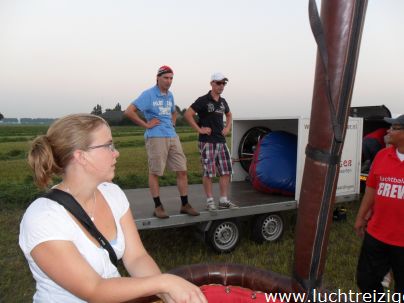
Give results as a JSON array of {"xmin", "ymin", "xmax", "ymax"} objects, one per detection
[{"xmin": 72, "ymin": 149, "xmax": 87, "ymax": 165}]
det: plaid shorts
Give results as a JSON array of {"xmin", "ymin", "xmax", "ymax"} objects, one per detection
[{"xmin": 198, "ymin": 142, "xmax": 232, "ymax": 177}]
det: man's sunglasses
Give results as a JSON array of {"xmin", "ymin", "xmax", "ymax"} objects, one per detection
[{"xmin": 214, "ymin": 81, "xmax": 227, "ymax": 86}]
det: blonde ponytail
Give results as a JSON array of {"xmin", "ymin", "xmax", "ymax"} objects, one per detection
[{"xmin": 27, "ymin": 114, "xmax": 108, "ymax": 189}]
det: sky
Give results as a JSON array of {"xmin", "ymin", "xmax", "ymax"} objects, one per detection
[{"xmin": 0, "ymin": 0, "xmax": 403, "ymax": 119}]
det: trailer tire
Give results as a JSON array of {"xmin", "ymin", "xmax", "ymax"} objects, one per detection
[
  {"xmin": 251, "ymin": 213, "xmax": 284, "ymax": 244},
  {"xmin": 206, "ymin": 219, "xmax": 241, "ymax": 253}
]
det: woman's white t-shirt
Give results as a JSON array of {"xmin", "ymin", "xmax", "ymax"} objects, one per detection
[{"xmin": 19, "ymin": 182, "xmax": 130, "ymax": 303}]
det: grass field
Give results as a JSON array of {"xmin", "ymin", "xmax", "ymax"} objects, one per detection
[{"xmin": 0, "ymin": 124, "xmax": 364, "ymax": 302}]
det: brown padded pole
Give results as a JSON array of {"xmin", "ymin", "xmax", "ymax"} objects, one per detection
[{"xmin": 292, "ymin": 0, "xmax": 368, "ymax": 296}]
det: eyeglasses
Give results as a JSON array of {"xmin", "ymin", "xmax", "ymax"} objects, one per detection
[
  {"xmin": 87, "ymin": 142, "xmax": 116, "ymax": 152},
  {"xmin": 214, "ymin": 81, "xmax": 227, "ymax": 86},
  {"xmin": 390, "ymin": 126, "xmax": 404, "ymax": 131}
]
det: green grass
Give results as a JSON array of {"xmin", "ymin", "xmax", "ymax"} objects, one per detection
[
  {"xmin": 0, "ymin": 125, "xmax": 364, "ymax": 302},
  {"xmin": 0, "ymin": 209, "xmax": 35, "ymax": 302},
  {"xmin": 0, "ymin": 125, "xmax": 48, "ymax": 137}
]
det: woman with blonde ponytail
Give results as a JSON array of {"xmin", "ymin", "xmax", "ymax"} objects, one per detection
[{"xmin": 20, "ymin": 114, "xmax": 206, "ymax": 303}]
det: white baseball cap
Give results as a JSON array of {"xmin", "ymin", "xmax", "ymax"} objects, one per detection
[{"xmin": 211, "ymin": 72, "xmax": 228, "ymax": 82}]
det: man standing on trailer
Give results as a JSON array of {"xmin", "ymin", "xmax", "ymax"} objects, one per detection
[
  {"xmin": 185, "ymin": 72, "xmax": 238, "ymax": 211},
  {"xmin": 355, "ymin": 114, "xmax": 404, "ymax": 296},
  {"xmin": 124, "ymin": 65, "xmax": 199, "ymax": 219}
]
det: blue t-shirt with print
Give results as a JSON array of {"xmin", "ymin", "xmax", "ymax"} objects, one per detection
[{"xmin": 132, "ymin": 85, "xmax": 176, "ymax": 138}]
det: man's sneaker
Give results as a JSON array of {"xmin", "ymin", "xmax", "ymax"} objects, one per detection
[
  {"xmin": 206, "ymin": 199, "xmax": 217, "ymax": 211},
  {"xmin": 218, "ymin": 199, "xmax": 239, "ymax": 209}
]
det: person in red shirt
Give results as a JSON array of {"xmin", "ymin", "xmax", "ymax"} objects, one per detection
[{"xmin": 355, "ymin": 114, "xmax": 404, "ymax": 296}]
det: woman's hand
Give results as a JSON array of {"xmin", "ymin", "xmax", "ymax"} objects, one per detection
[{"xmin": 159, "ymin": 274, "xmax": 207, "ymax": 303}]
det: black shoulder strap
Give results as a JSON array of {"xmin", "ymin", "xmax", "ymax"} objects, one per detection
[{"xmin": 43, "ymin": 188, "xmax": 118, "ymax": 267}]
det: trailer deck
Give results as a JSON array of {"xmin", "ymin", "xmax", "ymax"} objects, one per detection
[{"xmin": 125, "ymin": 181, "xmax": 297, "ymax": 230}]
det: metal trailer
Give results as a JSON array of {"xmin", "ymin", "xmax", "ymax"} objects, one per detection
[{"xmin": 125, "ymin": 116, "xmax": 363, "ymax": 253}]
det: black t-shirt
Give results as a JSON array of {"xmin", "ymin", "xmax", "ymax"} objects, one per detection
[{"xmin": 190, "ymin": 91, "xmax": 230, "ymax": 143}]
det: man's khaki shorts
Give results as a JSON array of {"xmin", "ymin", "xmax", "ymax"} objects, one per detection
[{"xmin": 145, "ymin": 137, "xmax": 187, "ymax": 176}]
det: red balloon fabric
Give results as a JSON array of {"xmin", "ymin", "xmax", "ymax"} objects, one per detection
[{"xmin": 200, "ymin": 285, "xmax": 283, "ymax": 303}]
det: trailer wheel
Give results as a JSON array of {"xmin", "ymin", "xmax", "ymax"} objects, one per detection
[
  {"xmin": 206, "ymin": 220, "xmax": 240, "ymax": 253},
  {"xmin": 251, "ymin": 213, "xmax": 284, "ymax": 243}
]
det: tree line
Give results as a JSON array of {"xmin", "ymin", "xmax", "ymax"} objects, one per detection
[
  {"xmin": 0, "ymin": 104, "xmax": 189, "ymax": 126},
  {"xmin": 91, "ymin": 103, "xmax": 189, "ymax": 126}
]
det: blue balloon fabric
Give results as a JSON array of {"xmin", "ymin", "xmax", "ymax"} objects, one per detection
[{"xmin": 249, "ymin": 131, "xmax": 297, "ymax": 196}]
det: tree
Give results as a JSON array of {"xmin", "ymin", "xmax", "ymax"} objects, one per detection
[
  {"xmin": 175, "ymin": 105, "xmax": 188, "ymax": 126},
  {"xmin": 113, "ymin": 103, "xmax": 122, "ymax": 111},
  {"xmin": 105, "ymin": 103, "xmax": 122, "ymax": 112},
  {"xmin": 91, "ymin": 104, "xmax": 103, "ymax": 116},
  {"xmin": 0, "ymin": 113, "xmax": 3, "ymax": 120}
]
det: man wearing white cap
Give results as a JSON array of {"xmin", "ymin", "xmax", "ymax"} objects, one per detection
[
  {"xmin": 355, "ymin": 114, "xmax": 404, "ymax": 296},
  {"xmin": 185, "ymin": 73, "xmax": 238, "ymax": 210}
]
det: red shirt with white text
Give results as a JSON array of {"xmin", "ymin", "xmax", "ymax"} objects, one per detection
[{"xmin": 366, "ymin": 146, "xmax": 404, "ymax": 247}]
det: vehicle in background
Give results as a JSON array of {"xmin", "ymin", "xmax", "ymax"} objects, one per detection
[{"xmin": 350, "ymin": 105, "xmax": 391, "ymax": 192}]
